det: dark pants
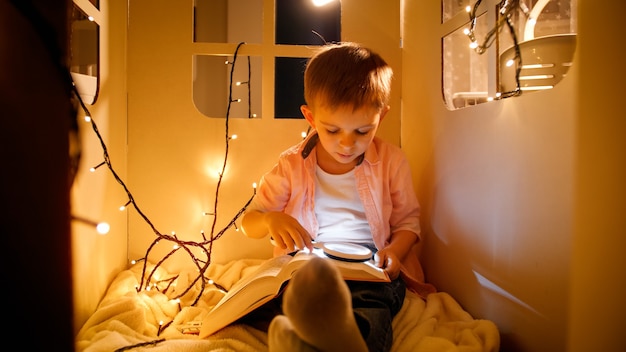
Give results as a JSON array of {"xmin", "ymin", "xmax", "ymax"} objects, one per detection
[
  {"xmin": 347, "ymin": 278, "xmax": 406, "ymax": 352},
  {"xmin": 238, "ymin": 277, "xmax": 406, "ymax": 352}
]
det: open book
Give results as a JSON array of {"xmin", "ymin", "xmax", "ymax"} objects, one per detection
[{"xmin": 199, "ymin": 244, "xmax": 389, "ymax": 337}]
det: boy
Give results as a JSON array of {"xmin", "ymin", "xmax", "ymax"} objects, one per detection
[{"xmin": 241, "ymin": 42, "xmax": 435, "ymax": 351}]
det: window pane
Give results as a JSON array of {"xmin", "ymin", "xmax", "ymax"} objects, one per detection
[
  {"xmin": 442, "ymin": 0, "xmax": 470, "ymax": 22},
  {"xmin": 498, "ymin": 0, "xmax": 577, "ymax": 94},
  {"xmin": 193, "ymin": 55, "xmax": 261, "ymax": 119},
  {"xmin": 276, "ymin": 0, "xmax": 340, "ymax": 45},
  {"xmin": 275, "ymin": 57, "xmax": 308, "ymax": 119},
  {"xmin": 442, "ymin": 13, "xmax": 489, "ymax": 110}
]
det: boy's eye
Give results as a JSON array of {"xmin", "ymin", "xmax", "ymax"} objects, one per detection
[
  {"xmin": 326, "ymin": 129, "xmax": 338, "ymax": 134},
  {"xmin": 356, "ymin": 130, "xmax": 370, "ymax": 135}
]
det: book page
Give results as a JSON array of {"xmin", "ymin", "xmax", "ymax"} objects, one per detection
[
  {"xmin": 209, "ymin": 255, "xmax": 292, "ymax": 313},
  {"xmin": 289, "ymin": 247, "xmax": 389, "ymax": 282}
]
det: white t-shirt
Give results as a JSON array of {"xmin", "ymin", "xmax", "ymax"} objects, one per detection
[{"xmin": 314, "ymin": 165, "xmax": 374, "ymax": 246}]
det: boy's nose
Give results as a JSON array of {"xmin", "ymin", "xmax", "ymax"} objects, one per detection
[{"xmin": 339, "ymin": 134, "xmax": 355, "ymax": 149}]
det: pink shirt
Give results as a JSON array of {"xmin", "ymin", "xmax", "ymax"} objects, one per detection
[{"xmin": 249, "ymin": 132, "xmax": 436, "ymax": 298}]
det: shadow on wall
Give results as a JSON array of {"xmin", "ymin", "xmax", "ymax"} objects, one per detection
[{"xmin": 417, "ymin": 151, "xmax": 556, "ymax": 352}]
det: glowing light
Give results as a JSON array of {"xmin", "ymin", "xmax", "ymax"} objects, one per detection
[
  {"xmin": 89, "ymin": 161, "xmax": 105, "ymax": 172},
  {"xmin": 465, "ymin": 5, "xmax": 471, "ymax": 12},
  {"xmin": 96, "ymin": 222, "xmax": 110, "ymax": 235},
  {"xmin": 312, "ymin": 0, "xmax": 335, "ymax": 6},
  {"xmin": 88, "ymin": 16, "xmax": 94, "ymax": 21},
  {"xmin": 119, "ymin": 200, "xmax": 131, "ymax": 211},
  {"xmin": 506, "ymin": 59, "xmax": 515, "ymax": 67},
  {"xmin": 84, "ymin": 115, "xmax": 91, "ymax": 122},
  {"xmin": 229, "ymin": 134, "xmax": 238, "ymax": 140},
  {"xmin": 520, "ymin": 85, "xmax": 554, "ymax": 91},
  {"xmin": 463, "ymin": 28, "xmax": 470, "ymax": 35},
  {"xmin": 519, "ymin": 74, "xmax": 554, "ymax": 80},
  {"xmin": 522, "ymin": 63, "xmax": 554, "ymax": 69},
  {"xmin": 301, "ymin": 131, "xmax": 307, "ymax": 139},
  {"xmin": 252, "ymin": 182, "xmax": 257, "ymax": 189},
  {"xmin": 469, "ymin": 41, "xmax": 479, "ymax": 49}
]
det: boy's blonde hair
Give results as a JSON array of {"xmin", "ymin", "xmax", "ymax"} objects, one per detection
[{"xmin": 303, "ymin": 42, "xmax": 393, "ymax": 112}]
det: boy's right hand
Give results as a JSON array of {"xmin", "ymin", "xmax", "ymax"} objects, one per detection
[{"xmin": 264, "ymin": 212, "xmax": 313, "ymax": 252}]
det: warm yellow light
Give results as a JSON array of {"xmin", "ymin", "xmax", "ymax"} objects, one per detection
[
  {"xmin": 96, "ymin": 222, "xmax": 110, "ymax": 235},
  {"xmin": 519, "ymin": 74, "xmax": 554, "ymax": 80},
  {"xmin": 520, "ymin": 85, "xmax": 554, "ymax": 91},
  {"xmin": 312, "ymin": 0, "xmax": 335, "ymax": 6}
]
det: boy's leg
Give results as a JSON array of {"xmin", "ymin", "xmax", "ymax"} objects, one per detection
[
  {"xmin": 347, "ymin": 278, "xmax": 406, "ymax": 352},
  {"xmin": 277, "ymin": 257, "xmax": 368, "ymax": 352}
]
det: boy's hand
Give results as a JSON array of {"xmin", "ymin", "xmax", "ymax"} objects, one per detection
[
  {"xmin": 264, "ymin": 212, "xmax": 313, "ymax": 252},
  {"xmin": 374, "ymin": 248, "xmax": 401, "ymax": 280}
]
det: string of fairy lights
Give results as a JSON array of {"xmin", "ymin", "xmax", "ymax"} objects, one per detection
[
  {"xmin": 464, "ymin": 0, "xmax": 526, "ymax": 99},
  {"xmin": 78, "ymin": 42, "xmax": 261, "ymax": 309}
]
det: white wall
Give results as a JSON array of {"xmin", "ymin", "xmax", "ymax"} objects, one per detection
[{"xmin": 402, "ymin": 0, "xmax": 625, "ymax": 351}]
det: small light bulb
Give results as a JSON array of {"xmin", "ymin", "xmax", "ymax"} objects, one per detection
[
  {"xmin": 119, "ymin": 200, "xmax": 131, "ymax": 211},
  {"xmin": 96, "ymin": 222, "xmax": 110, "ymax": 235}
]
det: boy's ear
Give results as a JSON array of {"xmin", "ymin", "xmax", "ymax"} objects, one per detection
[
  {"xmin": 300, "ymin": 105, "xmax": 316, "ymax": 128},
  {"xmin": 379, "ymin": 105, "xmax": 390, "ymax": 122}
]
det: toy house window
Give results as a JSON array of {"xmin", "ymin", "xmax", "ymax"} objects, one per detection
[
  {"xmin": 441, "ymin": 0, "xmax": 577, "ymax": 110},
  {"xmin": 70, "ymin": 0, "xmax": 100, "ymax": 105},
  {"xmin": 192, "ymin": 0, "xmax": 341, "ymax": 119}
]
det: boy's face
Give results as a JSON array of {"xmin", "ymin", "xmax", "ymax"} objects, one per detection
[{"xmin": 301, "ymin": 103, "xmax": 389, "ymax": 173}]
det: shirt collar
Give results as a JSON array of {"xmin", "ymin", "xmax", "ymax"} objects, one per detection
[{"xmin": 300, "ymin": 131, "xmax": 379, "ymax": 166}]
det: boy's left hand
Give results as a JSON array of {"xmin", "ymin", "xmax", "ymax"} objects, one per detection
[{"xmin": 374, "ymin": 248, "xmax": 401, "ymax": 280}]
